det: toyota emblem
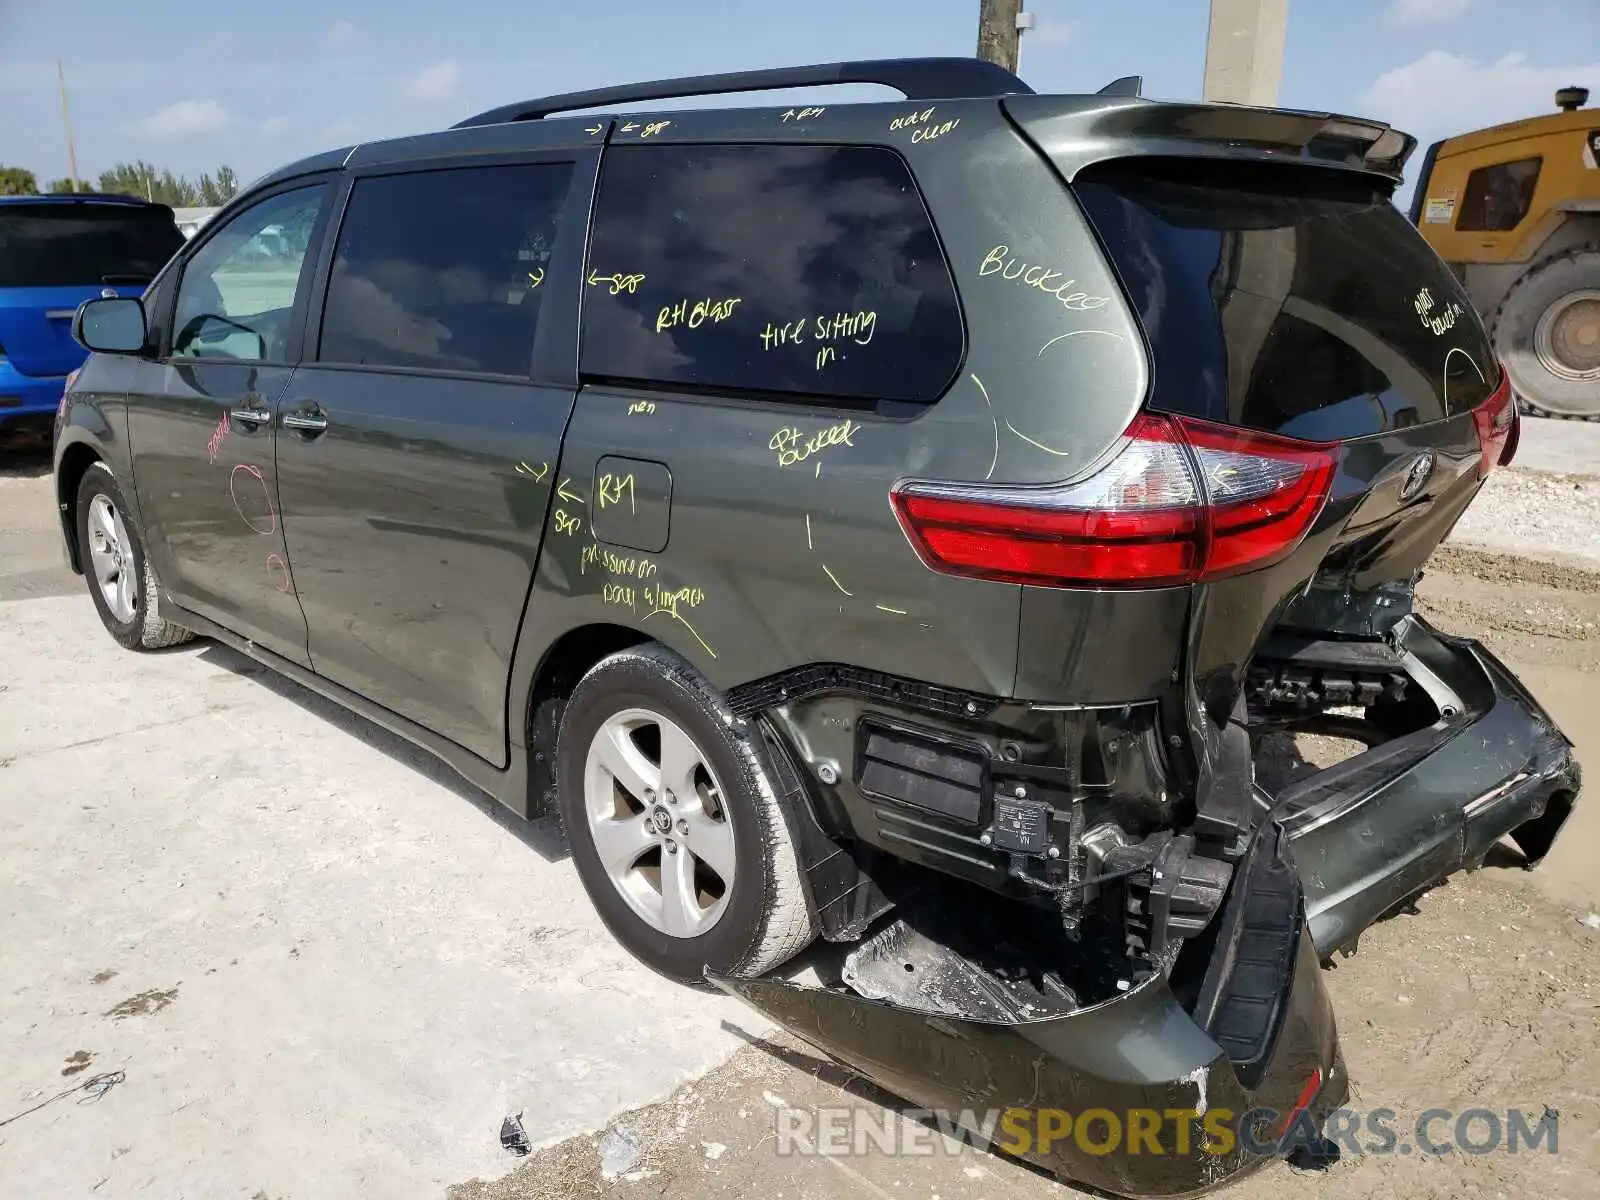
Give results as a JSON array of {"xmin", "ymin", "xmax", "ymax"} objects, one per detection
[{"xmin": 1398, "ymin": 451, "xmax": 1435, "ymax": 502}]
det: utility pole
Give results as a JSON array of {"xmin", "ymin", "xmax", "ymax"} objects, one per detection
[
  {"xmin": 977, "ymin": 0, "xmax": 1023, "ymax": 74},
  {"xmin": 57, "ymin": 59, "xmax": 80, "ymax": 193},
  {"xmin": 1202, "ymin": 0, "xmax": 1290, "ymax": 106}
]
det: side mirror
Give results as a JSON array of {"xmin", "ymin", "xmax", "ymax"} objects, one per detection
[{"xmin": 73, "ymin": 297, "xmax": 148, "ymax": 355}]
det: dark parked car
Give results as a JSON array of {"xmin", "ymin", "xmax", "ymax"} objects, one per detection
[
  {"xmin": 55, "ymin": 59, "xmax": 1578, "ymax": 1196},
  {"xmin": 0, "ymin": 194, "xmax": 183, "ymax": 438}
]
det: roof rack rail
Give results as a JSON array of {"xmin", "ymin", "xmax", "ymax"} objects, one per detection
[{"xmin": 452, "ymin": 57, "xmax": 1033, "ymax": 129}]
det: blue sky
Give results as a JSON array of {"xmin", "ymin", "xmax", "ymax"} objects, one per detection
[{"xmin": 2, "ymin": 0, "xmax": 1596, "ymax": 199}]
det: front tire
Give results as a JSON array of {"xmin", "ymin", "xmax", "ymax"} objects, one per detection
[
  {"xmin": 1492, "ymin": 247, "xmax": 1600, "ymax": 419},
  {"xmin": 76, "ymin": 462, "xmax": 194, "ymax": 651},
  {"xmin": 556, "ymin": 644, "xmax": 814, "ymax": 983}
]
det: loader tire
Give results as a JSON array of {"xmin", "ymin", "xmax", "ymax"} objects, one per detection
[{"xmin": 1491, "ymin": 246, "xmax": 1600, "ymax": 420}]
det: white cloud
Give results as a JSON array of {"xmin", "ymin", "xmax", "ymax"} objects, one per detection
[
  {"xmin": 1362, "ymin": 50, "xmax": 1600, "ymax": 138},
  {"xmin": 1386, "ymin": 0, "xmax": 1472, "ymax": 26},
  {"xmin": 261, "ymin": 116, "xmax": 290, "ymax": 136},
  {"xmin": 136, "ymin": 98, "xmax": 229, "ymax": 138},
  {"xmin": 406, "ymin": 59, "xmax": 459, "ymax": 101},
  {"xmin": 324, "ymin": 20, "xmax": 358, "ymax": 50}
]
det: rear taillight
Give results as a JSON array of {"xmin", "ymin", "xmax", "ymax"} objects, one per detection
[
  {"xmin": 890, "ymin": 414, "xmax": 1337, "ymax": 590},
  {"xmin": 1471, "ymin": 366, "xmax": 1516, "ymax": 476}
]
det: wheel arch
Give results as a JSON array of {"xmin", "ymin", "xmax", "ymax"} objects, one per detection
[
  {"xmin": 54, "ymin": 439, "xmax": 105, "ymax": 575},
  {"xmin": 522, "ymin": 621, "xmax": 653, "ymax": 816},
  {"xmin": 1459, "ymin": 215, "xmax": 1600, "ymax": 319}
]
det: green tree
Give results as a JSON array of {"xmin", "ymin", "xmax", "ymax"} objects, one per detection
[
  {"xmin": 194, "ymin": 166, "xmax": 240, "ymax": 206},
  {"xmin": 0, "ymin": 165, "xmax": 40, "ymax": 195},
  {"xmin": 97, "ymin": 161, "xmax": 197, "ymax": 206},
  {"xmin": 46, "ymin": 178, "xmax": 92, "ymax": 194},
  {"xmin": 94, "ymin": 161, "xmax": 237, "ymax": 207}
]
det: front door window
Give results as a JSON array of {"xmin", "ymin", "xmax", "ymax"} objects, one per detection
[{"xmin": 171, "ymin": 186, "xmax": 326, "ymax": 361}]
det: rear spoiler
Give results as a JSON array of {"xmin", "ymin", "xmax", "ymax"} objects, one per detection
[{"xmin": 1003, "ymin": 94, "xmax": 1416, "ymax": 184}]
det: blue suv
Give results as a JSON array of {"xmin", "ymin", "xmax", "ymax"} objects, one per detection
[{"xmin": 0, "ymin": 194, "xmax": 184, "ymax": 435}]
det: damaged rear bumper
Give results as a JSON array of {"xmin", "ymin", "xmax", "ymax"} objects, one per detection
[
  {"xmin": 711, "ymin": 618, "xmax": 1579, "ymax": 1196},
  {"xmin": 1279, "ymin": 615, "xmax": 1580, "ymax": 955},
  {"xmin": 713, "ymin": 822, "xmax": 1348, "ymax": 1198}
]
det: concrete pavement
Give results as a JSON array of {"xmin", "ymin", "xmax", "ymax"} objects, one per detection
[
  {"xmin": 1512, "ymin": 414, "xmax": 1600, "ymax": 478},
  {"xmin": 0, "ymin": 452, "xmax": 759, "ymax": 1198}
]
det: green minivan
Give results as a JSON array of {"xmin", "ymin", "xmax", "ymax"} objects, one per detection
[{"xmin": 56, "ymin": 58, "xmax": 1577, "ymax": 1195}]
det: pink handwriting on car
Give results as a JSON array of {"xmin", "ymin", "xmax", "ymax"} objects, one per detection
[
  {"xmin": 207, "ymin": 411, "xmax": 230, "ymax": 464},
  {"xmin": 229, "ymin": 464, "xmax": 277, "ymax": 535},
  {"xmin": 266, "ymin": 553, "xmax": 291, "ymax": 593}
]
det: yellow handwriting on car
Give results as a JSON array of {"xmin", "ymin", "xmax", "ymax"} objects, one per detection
[
  {"xmin": 769, "ymin": 419, "xmax": 861, "ymax": 468},
  {"xmin": 978, "ymin": 246, "xmax": 1110, "ymax": 311},
  {"xmin": 656, "ymin": 297, "xmax": 742, "ymax": 334}
]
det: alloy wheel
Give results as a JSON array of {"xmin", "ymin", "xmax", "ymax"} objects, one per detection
[
  {"xmin": 583, "ymin": 707, "xmax": 737, "ymax": 938},
  {"xmin": 86, "ymin": 494, "xmax": 139, "ymax": 624}
]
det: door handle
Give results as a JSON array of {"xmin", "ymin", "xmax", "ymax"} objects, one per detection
[
  {"xmin": 230, "ymin": 406, "xmax": 273, "ymax": 425},
  {"xmin": 282, "ymin": 411, "xmax": 329, "ymax": 434}
]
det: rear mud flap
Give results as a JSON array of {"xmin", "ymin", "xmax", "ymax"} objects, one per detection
[
  {"xmin": 1278, "ymin": 620, "xmax": 1581, "ymax": 955},
  {"xmin": 711, "ymin": 825, "xmax": 1346, "ymax": 1198}
]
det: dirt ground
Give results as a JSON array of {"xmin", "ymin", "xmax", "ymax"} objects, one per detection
[{"xmin": 454, "ymin": 543, "xmax": 1600, "ymax": 1200}]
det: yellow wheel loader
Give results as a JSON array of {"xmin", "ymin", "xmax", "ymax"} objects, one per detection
[{"xmin": 1412, "ymin": 86, "xmax": 1599, "ymax": 418}]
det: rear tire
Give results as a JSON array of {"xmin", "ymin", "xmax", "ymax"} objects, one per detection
[
  {"xmin": 76, "ymin": 462, "xmax": 194, "ymax": 651},
  {"xmin": 1491, "ymin": 247, "xmax": 1600, "ymax": 419},
  {"xmin": 556, "ymin": 643, "xmax": 814, "ymax": 984}
]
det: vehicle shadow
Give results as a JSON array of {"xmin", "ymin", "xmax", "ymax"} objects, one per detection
[
  {"xmin": 193, "ymin": 641, "xmax": 571, "ymax": 863},
  {"xmin": 0, "ymin": 443, "xmax": 52, "ymax": 479}
]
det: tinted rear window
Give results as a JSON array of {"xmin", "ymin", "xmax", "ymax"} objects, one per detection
[
  {"xmin": 580, "ymin": 144, "xmax": 964, "ymax": 404},
  {"xmin": 1075, "ymin": 159, "xmax": 1497, "ymax": 439},
  {"xmin": 0, "ymin": 204, "xmax": 183, "ymax": 288}
]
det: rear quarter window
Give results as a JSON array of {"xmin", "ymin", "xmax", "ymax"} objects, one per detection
[
  {"xmin": 1075, "ymin": 159, "xmax": 1499, "ymax": 438},
  {"xmin": 579, "ymin": 143, "xmax": 964, "ymax": 404},
  {"xmin": 0, "ymin": 204, "xmax": 183, "ymax": 288}
]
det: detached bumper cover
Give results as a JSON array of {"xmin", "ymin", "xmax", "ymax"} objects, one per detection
[
  {"xmin": 713, "ymin": 824, "xmax": 1346, "ymax": 1198},
  {"xmin": 1280, "ymin": 616, "xmax": 1580, "ymax": 954}
]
